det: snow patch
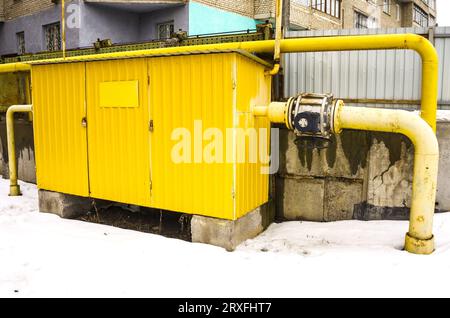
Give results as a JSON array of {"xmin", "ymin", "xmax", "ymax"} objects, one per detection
[{"xmin": 1, "ymin": 177, "xmax": 450, "ymax": 297}]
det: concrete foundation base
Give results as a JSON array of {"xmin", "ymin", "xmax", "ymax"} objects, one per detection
[
  {"xmin": 191, "ymin": 206, "xmax": 270, "ymax": 251},
  {"xmin": 38, "ymin": 190, "xmax": 92, "ymax": 219}
]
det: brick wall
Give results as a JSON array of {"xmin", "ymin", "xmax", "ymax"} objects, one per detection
[
  {"xmin": 379, "ymin": 1, "xmax": 402, "ymax": 28},
  {"xmin": 254, "ymin": 0, "xmax": 341, "ymax": 29},
  {"xmin": 254, "ymin": 0, "xmax": 274, "ymax": 18},
  {"xmin": 3, "ymin": 0, "xmax": 55, "ymax": 20},
  {"xmin": 402, "ymin": 0, "xmax": 436, "ymax": 28},
  {"xmin": 290, "ymin": 3, "xmax": 341, "ymax": 30},
  {"xmin": 194, "ymin": 0, "xmax": 254, "ymax": 17}
]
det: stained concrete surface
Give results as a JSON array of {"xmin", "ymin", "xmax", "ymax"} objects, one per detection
[
  {"xmin": 0, "ymin": 115, "xmax": 35, "ymax": 184},
  {"xmin": 3, "ymin": 114, "xmax": 450, "ymax": 223},
  {"xmin": 278, "ymin": 121, "xmax": 450, "ymax": 221}
]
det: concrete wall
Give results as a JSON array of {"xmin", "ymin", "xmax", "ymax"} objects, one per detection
[
  {"xmin": 0, "ymin": 71, "xmax": 34, "ymax": 184},
  {"xmin": 276, "ymin": 120, "xmax": 450, "ymax": 222},
  {"xmin": 0, "ymin": 1, "xmax": 80, "ymax": 55},
  {"xmin": 139, "ymin": 5, "xmax": 188, "ymax": 41},
  {"xmin": 0, "ymin": 1, "xmax": 188, "ymax": 55},
  {"xmin": 0, "ymin": 72, "xmax": 27, "ymax": 105},
  {"xmin": 0, "ymin": 115, "xmax": 36, "ymax": 184},
  {"xmin": 79, "ymin": 2, "xmax": 140, "ymax": 47},
  {"xmin": 3, "ymin": 110, "xmax": 449, "ymax": 220}
]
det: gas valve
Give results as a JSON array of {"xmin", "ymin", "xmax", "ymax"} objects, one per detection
[{"xmin": 285, "ymin": 93, "xmax": 342, "ymax": 149}]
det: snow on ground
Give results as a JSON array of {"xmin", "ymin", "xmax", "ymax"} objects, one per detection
[
  {"xmin": 1, "ymin": 177, "xmax": 450, "ymax": 298},
  {"xmin": 437, "ymin": 110, "xmax": 450, "ymax": 122},
  {"xmin": 413, "ymin": 109, "xmax": 450, "ymax": 122}
]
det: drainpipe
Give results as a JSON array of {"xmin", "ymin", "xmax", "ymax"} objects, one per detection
[
  {"xmin": 6, "ymin": 105, "xmax": 33, "ymax": 196},
  {"xmin": 254, "ymin": 95, "xmax": 439, "ymax": 255},
  {"xmin": 267, "ymin": 0, "xmax": 283, "ymax": 76}
]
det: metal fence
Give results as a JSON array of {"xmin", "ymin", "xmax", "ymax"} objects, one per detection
[{"xmin": 283, "ymin": 27, "xmax": 450, "ymax": 109}]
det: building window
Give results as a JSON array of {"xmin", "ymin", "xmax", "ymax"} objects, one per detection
[
  {"xmin": 383, "ymin": 0, "xmax": 390, "ymax": 14},
  {"xmin": 157, "ymin": 21, "xmax": 174, "ymax": 40},
  {"xmin": 422, "ymin": 0, "xmax": 436, "ymax": 10},
  {"xmin": 396, "ymin": 4, "xmax": 401, "ymax": 21},
  {"xmin": 43, "ymin": 22, "xmax": 61, "ymax": 51},
  {"xmin": 16, "ymin": 32, "xmax": 25, "ymax": 55},
  {"xmin": 413, "ymin": 5, "xmax": 429, "ymax": 27},
  {"xmin": 354, "ymin": 11, "xmax": 368, "ymax": 29},
  {"xmin": 311, "ymin": 0, "xmax": 341, "ymax": 18}
]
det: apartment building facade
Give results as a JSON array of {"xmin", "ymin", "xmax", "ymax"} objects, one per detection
[{"xmin": 0, "ymin": 0, "xmax": 438, "ymax": 56}]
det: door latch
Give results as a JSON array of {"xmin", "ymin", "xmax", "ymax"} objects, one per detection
[
  {"xmin": 149, "ymin": 120, "xmax": 154, "ymax": 132},
  {"xmin": 81, "ymin": 117, "xmax": 88, "ymax": 128}
]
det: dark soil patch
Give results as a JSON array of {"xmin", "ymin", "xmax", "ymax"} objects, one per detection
[{"xmin": 77, "ymin": 204, "xmax": 192, "ymax": 241}]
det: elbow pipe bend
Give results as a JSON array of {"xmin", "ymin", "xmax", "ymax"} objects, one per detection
[
  {"xmin": 6, "ymin": 105, "xmax": 33, "ymax": 196},
  {"xmin": 334, "ymin": 105, "xmax": 438, "ymax": 254}
]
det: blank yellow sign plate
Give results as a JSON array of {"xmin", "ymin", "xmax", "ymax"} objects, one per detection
[{"xmin": 99, "ymin": 80, "xmax": 139, "ymax": 108}]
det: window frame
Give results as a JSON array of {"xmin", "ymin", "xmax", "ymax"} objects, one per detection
[
  {"xmin": 16, "ymin": 31, "xmax": 25, "ymax": 55},
  {"xmin": 311, "ymin": 0, "xmax": 341, "ymax": 19},
  {"xmin": 157, "ymin": 21, "xmax": 175, "ymax": 40},
  {"xmin": 43, "ymin": 22, "xmax": 62, "ymax": 52},
  {"xmin": 383, "ymin": 0, "xmax": 391, "ymax": 15},
  {"xmin": 413, "ymin": 4, "xmax": 429, "ymax": 27},
  {"xmin": 354, "ymin": 10, "xmax": 369, "ymax": 29}
]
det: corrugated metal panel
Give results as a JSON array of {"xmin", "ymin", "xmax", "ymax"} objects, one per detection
[
  {"xmin": 32, "ymin": 52, "xmax": 270, "ymax": 220},
  {"xmin": 32, "ymin": 63, "xmax": 89, "ymax": 196},
  {"xmin": 436, "ymin": 27, "xmax": 450, "ymax": 106},
  {"xmin": 86, "ymin": 58, "xmax": 151, "ymax": 207},
  {"xmin": 235, "ymin": 54, "xmax": 271, "ymax": 219},
  {"xmin": 148, "ymin": 53, "xmax": 235, "ymax": 219},
  {"xmin": 284, "ymin": 27, "xmax": 450, "ymax": 109}
]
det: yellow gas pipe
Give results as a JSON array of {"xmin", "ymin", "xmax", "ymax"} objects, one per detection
[
  {"xmin": 18, "ymin": 34, "xmax": 437, "ymax": 130},
  {"xmin": 334, "ymin": 105, "xmax": 439, "ymax": 255},
  {"xmin": 6, "ymin": 105, "xmax": 33, "ymax": 196},
  {"xmin": 0, "ymin": 28, "xmax": 439, "ymax": 253},
  {"xmin": 267, "ymin": 0, "xmax": 283, "ymax": 75},
  {"xmin": 0, "ymin": 63, "xmax": 31, "ymax": 73},
  {"xmin": 254, "ymin": 100, "xmax": 439, "ymax": 255}
]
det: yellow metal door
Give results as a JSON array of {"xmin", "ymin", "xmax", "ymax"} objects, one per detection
[
  {"xmin": 86, "ymin": 59, "xmax": 151, "ymax": 206},
  {"xmin": 32, "ymin": 63, "xmax": 89, "ymax": 197},
  {"xmin": 148, "ymin": 54, "xmax": 235, "ymax": 219}
]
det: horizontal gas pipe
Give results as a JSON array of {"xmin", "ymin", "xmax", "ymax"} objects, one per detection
[
  {"xmin": 19, "ymin": 34, "xmax": 437, "ymax": 130},
  {"xmin": 6, "ymin": 105, "xmax": 33, "ymax": 196},
  {"xmin": 0, "ymin": 63, "xmax": 31, "ymax": 73},
  {"xmin": 1, "ymin": 35, "xmax": 437, "ymax": 129},
  {"xmin": 255, "ymin": 100, "xmax": 439, "ymax": 255}
]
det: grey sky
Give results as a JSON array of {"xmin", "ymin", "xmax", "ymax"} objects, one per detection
[{"xmin": 437, "ymin": 0, "xmax": 450, "ymax": 26}]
